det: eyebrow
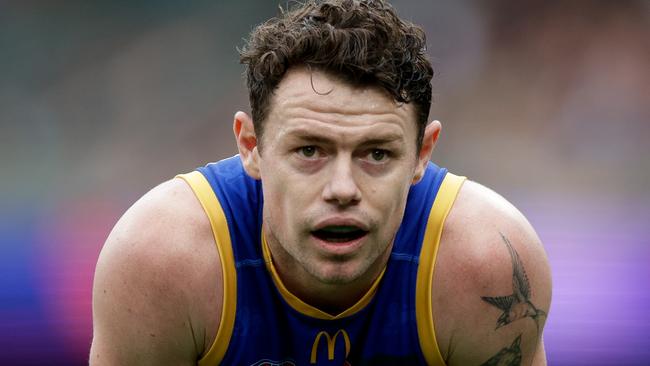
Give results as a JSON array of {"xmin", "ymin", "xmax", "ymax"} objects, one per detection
[
  {"xmin": 358, "ymin": 136, "xmax": 404, "ymax": 146},
  {"xmin": 287, "ymin": 134, "xmax": 333, "ymax": 145},
  {"xmin": 286, "ymin": 130, "xmax": 404, "ymax": 146}
]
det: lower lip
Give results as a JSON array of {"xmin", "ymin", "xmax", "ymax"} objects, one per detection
[{"xmin": 311, "ymin": 233, "xmax": 368, "ymax": 256}]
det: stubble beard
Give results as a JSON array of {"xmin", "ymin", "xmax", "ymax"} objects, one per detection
[{"xmin": 264, "ymin": 220, "xmax": 386, "ymax": 286}]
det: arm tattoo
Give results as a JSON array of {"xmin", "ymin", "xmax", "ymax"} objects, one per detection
[
  {"xmin": 481, "ymin": 233, "xmax": 546, "ymax": 332},
  {"xmin": 480, "ymin": 335, "xmax": 522, "ymax": 366}
]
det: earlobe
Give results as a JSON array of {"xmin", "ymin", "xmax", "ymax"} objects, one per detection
[
  {"xmin": 412, "ymin": 120, "xmax": 442, "ymax": 184},
  {"xmin": 233, "ymin": 111, "xmax": 261, "ymax": 179}
]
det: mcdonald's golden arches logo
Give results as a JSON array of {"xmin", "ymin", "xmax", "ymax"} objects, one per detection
[{"xmin": 310, "ymin": 329, "xmax": 351, "ymax": 364}]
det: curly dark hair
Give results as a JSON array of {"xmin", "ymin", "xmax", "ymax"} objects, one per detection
[{"xmin": 239, "ymin": 0, "xmax": 433, "ymax": 149}]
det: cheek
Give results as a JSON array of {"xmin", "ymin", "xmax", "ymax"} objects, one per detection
[
  {"xmin": 363, "ymin": 176, "xmax": 411, "ymax": 237},
  {"xmin": 260, "ymin": 168, "xmax": 310, "ymax": 231},
  {"xmin": 367, "ymin": 174, "xmax": 412, "ymax": 212},
  {"xmin": 261, "ymin": 179, "xmax": 288, "ymax": 226}
]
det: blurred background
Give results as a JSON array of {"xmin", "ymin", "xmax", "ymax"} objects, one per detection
[{"xmin": 1, "ymin": 0, "xmax": 648, "ymax": 364}]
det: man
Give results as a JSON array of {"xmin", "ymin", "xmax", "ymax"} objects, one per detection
[{"xmin": 90, "ymin": 1, "xmax": 551, "ymax": 365}]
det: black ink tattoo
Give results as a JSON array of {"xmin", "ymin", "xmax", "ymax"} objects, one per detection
[
  {"xmin": 480, "ymin": 335, "xmax": 522, "ymax": 366},
  {"xmin": 481, "ymin": 233, "xmax": 546, "ymax": 332}
]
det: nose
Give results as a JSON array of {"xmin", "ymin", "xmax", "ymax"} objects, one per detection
[{"xmin": 322, "ymin": 156, "xmax": 361, "ymax": 206}]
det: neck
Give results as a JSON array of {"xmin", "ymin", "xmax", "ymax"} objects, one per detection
[
  {"xmin": 262, "ymin": 231, "xmax": 390, "ymax": 316},
  {"xmin": 286, "ymin": 258, "xmax": 386, "ymax": 315}
]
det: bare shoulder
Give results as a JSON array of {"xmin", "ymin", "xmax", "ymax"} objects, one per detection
[
  {"xmin": 90, "ymin": 178, "xmax": 221, "ymax": 365},
  {"xmin": 432, "ymin": 180, "xmax": 552, "ymax": 365}
]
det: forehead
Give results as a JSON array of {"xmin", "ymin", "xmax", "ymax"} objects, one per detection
[{"xmin": 264, "ymin": 67, "xmax": 418, "ymax": 138}]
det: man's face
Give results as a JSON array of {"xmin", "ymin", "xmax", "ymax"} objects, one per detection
[{"xmin": 256, "ymin": 67, "xmax": 423, "ymax": 286}]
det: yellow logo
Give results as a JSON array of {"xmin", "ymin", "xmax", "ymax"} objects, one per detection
[{"xmin": 310, "ymin": 329, "xmax": 351, "ymax": 364}]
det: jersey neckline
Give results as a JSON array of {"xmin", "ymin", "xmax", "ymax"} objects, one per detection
[{"xmin": 261, "ymin": 229, "xmax": 386, "ymax": 320}]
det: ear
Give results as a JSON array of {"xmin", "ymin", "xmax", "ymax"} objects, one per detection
[
  {"xmin": 233, "ymin": 111, "xmax": 261, "ymax": 179},
  {"xmin": 412, "ymin": 120, "xmax": 441, "ymax": 184}
]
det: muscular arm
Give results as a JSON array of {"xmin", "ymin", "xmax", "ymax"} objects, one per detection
[
  {"xmin": 90, "ymin": 179, "xmax": 221, "ymax": 365},
  {"xmin": 433, "ymin": 181, "xmax": 552, "ymax": 366}
]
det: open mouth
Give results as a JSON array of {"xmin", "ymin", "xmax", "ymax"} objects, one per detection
[{"xmin": 311, "ymin": 226, "xmax": 368, "ymax": 243}]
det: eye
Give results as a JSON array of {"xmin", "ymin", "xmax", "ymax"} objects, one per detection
[
  {"xmin": 298, "ymin": 146, "xmax": 318, "ymax": 158},
  {"xmin": 369, "ymin": 149, "xmax": 389, "ymax": 162}
]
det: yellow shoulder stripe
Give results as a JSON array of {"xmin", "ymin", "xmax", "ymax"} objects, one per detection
[
  {"xmin": 416, "ymin": 172, "xmax": 466, "ymax": 366},
  {"xmin": 176, "ymin": 171, "xmax": 237, "ymax": 365}
]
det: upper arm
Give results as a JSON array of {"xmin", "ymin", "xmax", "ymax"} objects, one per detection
[
  {"xmin": 433, "ymin": 181, "xmax": 552, "ymax": 366},
  {"xmin": 90, "ymin": 179, "xmax": 221, "ymax": 365}
]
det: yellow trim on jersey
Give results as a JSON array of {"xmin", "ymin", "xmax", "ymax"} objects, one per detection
[
  {"xmin": 261, "ymin": 230, "xmax": 386, "ymax": 320},
  {"xmin": 416, "ymin": 173, "xmax": 466, "ymax": 366},
  {"xmin": 176, "ymin": 172, "xmax": 237, "ymax": 366}
]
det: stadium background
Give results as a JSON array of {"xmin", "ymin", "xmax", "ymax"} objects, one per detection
[{"xmin": 1, "ymin": 0, "xmax": 648, "ymax": 364}]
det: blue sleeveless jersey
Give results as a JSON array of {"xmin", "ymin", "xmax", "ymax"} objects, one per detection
[{"xmin": 178, "ymin": 155, "xmax": 465, "ymax": 366}]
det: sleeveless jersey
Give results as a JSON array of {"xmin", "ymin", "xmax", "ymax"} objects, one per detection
[{"xmin": 177, "ymin": 155, "xmax": 465, "ymax": 366}]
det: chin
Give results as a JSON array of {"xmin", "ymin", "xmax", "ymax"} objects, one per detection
[
  {"xmin": 310, "ymin": 262, "xmax": 367, "ymax": 285},
  {"xmin": 319, "ymin": 273, "xmax": 357, "ymax": 285}
]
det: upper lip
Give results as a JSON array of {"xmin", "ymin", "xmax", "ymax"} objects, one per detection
[{"xmin": 312, "ymin": 217, "xmax": 370, "ymax": 232}]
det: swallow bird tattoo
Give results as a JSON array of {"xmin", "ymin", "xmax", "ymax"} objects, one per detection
[
  {"xmin": 481, "ymin": 233, "xmax": 546, "ymax": 332},
  {"xmin": 480, "ymin": 334, "xmax": 523, "ymax": 366}
]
